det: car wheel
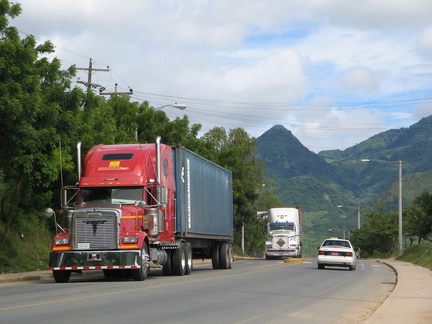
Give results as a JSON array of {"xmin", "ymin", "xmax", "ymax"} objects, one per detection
[{"xmin": 318, "ymin": 264, "xmax": 325, "ymax": 269}]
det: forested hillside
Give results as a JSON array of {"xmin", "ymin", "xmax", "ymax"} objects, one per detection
[{"xmin": 257, "ymin": 116, "xmax": 432, "ymax": 255}]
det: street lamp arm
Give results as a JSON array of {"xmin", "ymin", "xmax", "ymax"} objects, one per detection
[
  {"xmin": 361, "ymin": 158, "xmax": 399, "ymax": 166},
  {"xmin": 155, "ymin": 103, "xmax": 187, "ymax": 111},
  {"xmin": 337, "ymin": 205, "xmax": 358, "ymax": 209}
]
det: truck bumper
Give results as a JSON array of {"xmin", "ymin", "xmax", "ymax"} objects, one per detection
[
  {"xmin": 266, "ymin": 249, "xmax": 299, "ymax": 258},
  {"xmin": 49, "ymin": 250, "xmax": 141, "ymax": 270}
]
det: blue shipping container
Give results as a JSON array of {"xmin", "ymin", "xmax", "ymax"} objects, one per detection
[{"xmin": 173, "ymin": 145, "xmax": 233, "ymax": 239}]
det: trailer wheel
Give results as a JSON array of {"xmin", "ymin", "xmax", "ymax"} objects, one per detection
[
  {"xmin": 172, "ymin": 243, "xmax": 186, "ymax": 276},
  {"xmin": 162, "ymin": 249, "xmax": 173, "ymax": 276},
  {"xmin": 211, "ymin": 243, "xmax": 220, "ymax": 269},
  {"xmin": 184, "ymin": 242, "xmax": 193, "ymax": 275},
  {"xmin": 53, "ymin": 270, "xmax": 71, "ymax": 283},
  {"xmin": 219, "ymin": 243, "xmax": 231, "ymax": 269},
  {"xmin": 132, "ymin": 244, "xmax": 150, "ymax": 281}
]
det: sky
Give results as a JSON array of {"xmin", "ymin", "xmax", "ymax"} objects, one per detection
[{"xmin": 11, "ymin": 0, "xmax": 432, "ymax": 153}]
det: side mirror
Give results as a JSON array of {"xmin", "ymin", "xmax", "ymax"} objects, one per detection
[
  {"xmin": 134, "ymin": 201, "xmax": 147, "ymax": 209},
  {"xmin": 45, "ymin": 208, "xmax": 55, "ymax": 218}
]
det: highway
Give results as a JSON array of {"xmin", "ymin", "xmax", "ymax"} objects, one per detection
[{"xmin": 0, "ymin": 258, "xmax": 395, "ymax": 323}]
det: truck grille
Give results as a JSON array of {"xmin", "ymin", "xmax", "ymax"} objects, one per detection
[
  {"xmin": 73, "ymin": 211, "xmax": 119, "ymax": 250},
  {"xmin": 272, "ymin": 236, "xmax": 288, "ymax": 249}
]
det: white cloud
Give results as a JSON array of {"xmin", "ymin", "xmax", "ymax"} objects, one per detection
[
  {"xmin": 417, "ymin": 26, "xmax": 432, "ymax": 52},
  {"xmin": 341, "ymin": 66, "xmax": 379, "ymax": 94},
  {"xmin": 10, "ymin": 0, "xmax": 432, "ymax": 153}
]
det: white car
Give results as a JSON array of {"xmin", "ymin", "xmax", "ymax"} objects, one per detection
[{"xmin": 317, "ymin": 238, "xmax": 356, "ymax": 270}]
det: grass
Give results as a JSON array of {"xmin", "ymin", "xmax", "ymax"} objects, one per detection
[
  {"xmin": 0, "ymin": 223, "xmax": 52, "ymax": 273},
  {"xmin": 397, "ymin": 244, "xmax": 432, "ymax": 271}
]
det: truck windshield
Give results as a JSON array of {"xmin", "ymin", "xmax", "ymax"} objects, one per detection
[
  {"xmin": 81, "ymin": 187, "xmax": 143, "ymax": 205},
  {"xmin": 269, "ymin": 224, "xmax": 294, "ymax": 232}
]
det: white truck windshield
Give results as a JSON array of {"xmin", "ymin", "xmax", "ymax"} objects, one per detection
[{"xmin": 269, "ymin": 224, "xmax": 294, "ymax": 232}]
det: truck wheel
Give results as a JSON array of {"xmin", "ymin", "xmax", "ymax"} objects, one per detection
[
  {"xmin": 184, "ymin": 242, "xmax": 193, "ymax": 275},
  {"xmin": 162, "ymin": 250, "xmax": 173, "ymax": 276},
  {"xmin": 172, "ymin": 243, "xmax": 186, "ymax": 276},
  {"xmin": 132, "ymin": 244, "xmax": 150, "ymax": 281},
  {"xmin": 219, "ymin": 242, "xmax": 231, "ymax": 269},
  {"xmin": 211, "ymin": 244, "xmax": 220, "ymax": 269},
  {"xmin": 53, "ymin": 270, "xmax": 71, "ymax": 283}
]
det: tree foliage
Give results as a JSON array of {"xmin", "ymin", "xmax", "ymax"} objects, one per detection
[
  {"xmin": 350, "ymin": 204, "xmax": 398, "ymax": 257},
  {"xmin": 404, "ymin": 190, "xmax": 432, "ymax": 243},
  {"xmin": 0, "ymin": 1, "xmax": 82, "ymax": 249}
]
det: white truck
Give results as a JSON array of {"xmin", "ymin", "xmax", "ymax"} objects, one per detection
[{"xmin": 264, "ymin": 207, "xmax": 302, "ymax": 259}]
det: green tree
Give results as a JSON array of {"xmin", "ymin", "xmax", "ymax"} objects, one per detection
[
  {"xmin": 405, "ymin": 190, "xmax": 432, "ymax": 243},
  {"xmin": 350, "ymin": 204, "xmax": 398, "ymax": 257},
  {"xmin": 0, "ymin": 0, "xmax": 81, "ymax": 249}
]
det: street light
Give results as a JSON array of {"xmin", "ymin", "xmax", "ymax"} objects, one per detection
[
  {"xmin": 361, "ymin": 158, "xmax": 403, "ymax": 255},
  {"xmin": 155, "ymin": 103, "xmax": 187, "ymax": 111},
  {"xmin": 337, "ymin": 205, "xmax": 361, "ymax": 229}
]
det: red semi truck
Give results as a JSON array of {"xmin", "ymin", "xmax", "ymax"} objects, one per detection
[{"xmin": 48, "ymin": 137, "xmax": 234, "ymax": 283}]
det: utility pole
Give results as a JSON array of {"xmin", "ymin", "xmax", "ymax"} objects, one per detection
[{"xmin": 75, "ymin": 58, "xmax": 110, "ymax": 90}]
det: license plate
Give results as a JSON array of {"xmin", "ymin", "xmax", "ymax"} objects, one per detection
[
  {"xmin": 88, "ymin": 253, "xmax": 101, "ymax": 261},
  {"xmin": 331, "ymin": 252, "xmax": 340, "ymax": 256},
  {"xmin": 78, "ymin": 242, "xmax": 90, "ymax": 249}
]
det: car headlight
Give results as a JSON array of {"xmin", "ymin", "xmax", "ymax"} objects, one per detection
[
  {"xmin": 54, "ymin": 237, "xmax": 70, "ymax": 246},
  {"xmin": 122, "ymin": 236, "xmax": 138, "ymax": 244}
]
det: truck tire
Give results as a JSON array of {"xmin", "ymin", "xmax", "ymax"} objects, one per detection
[
  {"xmin": 53, "ymin": 270, "xmax": 71, "ymax": 283},
  {"xmin": 219, "ymin": 242, "xmax": 231, "ymax": 269},
  {"xmin": 184, "ymin": 242, "xmax": 193, "ymax": 275},
  {"xmin": 172, "ymin": 243, "xmax": 186, "ymax": 276},
  {"xmin": 132, "ymin": 244, "xmax": 150, "ymax": 281},
  {"xmin": 211, "ymin": 243, "xmax": 220, "ymax": 269},
  {"xmin": 162, "ymin": 249, "xmax": 173, "ymax": 276}
]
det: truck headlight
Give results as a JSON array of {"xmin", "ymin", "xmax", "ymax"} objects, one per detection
[
  {"xmin": 122, "ymin": 236, "xmax": 138, "ymax": 244},
  {"xmin": 54, "ymin": 237, "xmax": 70, "ymax": 246}
]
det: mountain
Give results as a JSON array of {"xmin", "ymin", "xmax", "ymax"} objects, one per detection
[
  {"xmin": 255, "ymin": 125, "xmax": 348, "ymax": 188},
  {"xmin": 256, "ymin": 115, "xmax": 432, "ymax": 255}
]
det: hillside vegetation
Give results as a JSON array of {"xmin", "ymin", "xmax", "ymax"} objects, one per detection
[
  {"xmin": 256, "ymin": 116, "xmax": 432, "ymax": 255},
  {"xmin": 398, "ymin": 244, "xmax": 432, "ymax": 270}
]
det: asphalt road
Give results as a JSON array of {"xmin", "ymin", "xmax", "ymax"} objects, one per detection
[{"xmin": 0, "ymin": 258, "xmax": 395, "ymax": 324}]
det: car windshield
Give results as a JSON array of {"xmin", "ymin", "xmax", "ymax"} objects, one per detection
[
  {"xmin": 81, "ymin": 187, "xmax": 143, "ymax": 205},
  {"xmin": 323, "ymin": 240, "xmax": 351, "ymax": 248}
]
